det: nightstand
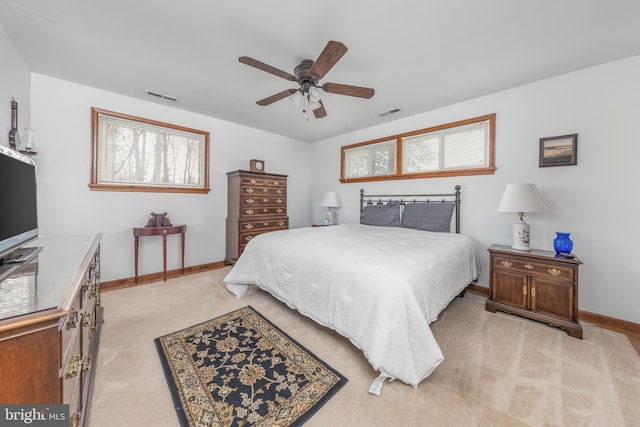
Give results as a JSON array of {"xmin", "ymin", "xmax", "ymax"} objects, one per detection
[{"xmin": 485, "ymin": 244, "xmax": 583, "ymax": 338}]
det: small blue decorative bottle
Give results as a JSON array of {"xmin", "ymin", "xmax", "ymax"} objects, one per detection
[{"xmin": 553, "ymin": 232, "xmax": 573, "ymax": 254}]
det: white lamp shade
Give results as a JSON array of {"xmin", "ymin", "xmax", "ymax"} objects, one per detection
[
  {"xmin": 497, "ymin": 183, "xmax": 548, "ymax": 213},
  {"xmin": 289, "ymin": 90, "xmax": 304, "ymax": 107},
  {"xmin": 308, "ymin": 87, "xmax": 322, "ymax": 103},
  {"xmin": 320, "ymin": 191, "xmax": 340, "ymax": 208}
]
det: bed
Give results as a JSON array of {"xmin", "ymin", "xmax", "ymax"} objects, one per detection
[{"xmin": 224, "ymin": 186, "xmax": 479, "ymax": 388}]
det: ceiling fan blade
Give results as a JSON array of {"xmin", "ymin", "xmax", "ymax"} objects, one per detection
[
  {"xmin": 239, "ymin": 56, "xmax": 297, "ymax": 81},
  {"xmin": 256, "ymin": 89, "xmax": 297, "ymax": 106},
  {"xmin": 308, "ymin": 41, "xmax": 348, "ymax": 80},
  {"xmin": 322, "ymin": 82, "xmax": 375, "ymax": 98},
  {"xmin": 313, "ymin": 100, "xmax": 327, "ymax": 119}
]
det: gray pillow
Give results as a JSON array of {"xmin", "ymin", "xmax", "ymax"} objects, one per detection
[
  {"xmin": 361, "ymin": 203, "xmax": 401, "ymax": 227},
  {"xmin": 401, "ymin": 202, "xmax": 454, "ymax": 232}
]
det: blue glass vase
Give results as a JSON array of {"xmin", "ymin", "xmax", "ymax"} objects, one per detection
[{"xmin": 553, "ymin": 232, "xmax": 573, "ymax": 254}]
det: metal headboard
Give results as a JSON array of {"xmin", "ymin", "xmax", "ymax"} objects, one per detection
[{"xmin": 359, "ymin": 185, "xmax": 462, "ymax": 233}]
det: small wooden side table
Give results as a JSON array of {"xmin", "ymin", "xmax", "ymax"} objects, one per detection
[{"xmin": 133, "ymin": 225, "xmax": 186, "ymax": 283}]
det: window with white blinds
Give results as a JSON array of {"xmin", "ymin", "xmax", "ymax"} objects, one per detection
[
  {"xmin": 402, "ymin": 121, "xmax": 490, "ymax": 173},
  {"xmin": 90, "ymin": 108, "xmax": 210, "ymax": 193},
  {"xmin": 340, "ymin": 114, "xmax": 495, "ymax": 182},
  {"xmin": 344, "ymin": 139, "xmax": 396, "ymax": 179}
]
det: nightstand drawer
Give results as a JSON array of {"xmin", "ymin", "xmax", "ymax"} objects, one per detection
[{"xmin": 493, "ymin": 256, "xmax": 575, "ymax": 281}]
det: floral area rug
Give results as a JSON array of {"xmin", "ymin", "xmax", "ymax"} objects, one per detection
[{"xmin": 154, "ymin": 306, "xmax": 347, "ymax": 426}]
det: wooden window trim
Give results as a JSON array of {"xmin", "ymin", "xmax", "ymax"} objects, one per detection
[
  {"xmin": 340, "ymin": 113, "xmax": 496, "ymax": 183},
  {"xmin": 89, "ymin": 107, "xmax": 210, "ymax": 193}
]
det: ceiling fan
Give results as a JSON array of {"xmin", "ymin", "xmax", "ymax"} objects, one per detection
[{"xmin": 239, "ymin": 41, "xmax": 374, "ymax": 119}]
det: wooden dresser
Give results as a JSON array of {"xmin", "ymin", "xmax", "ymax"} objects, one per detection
[
  {"xmin": 0, "ymin": 234, "xmax": 103, "ymax": 426},
  {"xmin": 225, "ymin": 170, "xmax": 288, "ymax": 264},
  {"xmin": 485, "ymin": 244, "xmax": 582, "ymax": 338}
]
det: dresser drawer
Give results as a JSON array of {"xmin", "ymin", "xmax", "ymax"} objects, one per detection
[
  {"xmin": 493, "ymin": 256, "xmax": 575, "ymax": 281},
  {"xmin": 240, "ymin": 219, "xmax": 288, "ymax": 232},
  {"xmin": 60, "ymin": 294, "xmax": 83, "ymax": 371},
  {"xmin": 241, "ymin": 176, "xmax": 286, "ymax": 188},
  {"xmin": 241, "ymin": 185, "xmax": 286, "ymax": 196},
  {"xmin": 239, "ymin": 224, "xmax": 288, "ymax": 253},
  {"xmin": 241, "ymin": 206, "xmax": 286, "ymax": 217},
  {"xmin": 240, "ymin": 196, "xmax": 286, "ymax": 208},
  {"xmin": 60, "ymin": 328, "xmax": 82, "ymax": 404}
]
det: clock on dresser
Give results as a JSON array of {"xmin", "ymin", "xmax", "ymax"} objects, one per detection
[{"xmin": 250, "ymin": 159, "xmax": 265, "ymax": 172}]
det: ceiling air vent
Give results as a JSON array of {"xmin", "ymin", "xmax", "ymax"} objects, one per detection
[
  {"xmin": 378, "ymin": 108, "xmax": 401, "ymax": 117},
  {"xmin": 146, "ymin": 90, "xmax": 178, "ymax": 102}
]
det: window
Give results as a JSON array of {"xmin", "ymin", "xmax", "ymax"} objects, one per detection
[
  {"xmin": 90, "ymin": 108, "xmax": 210, "ymax": 193},
  {"xmin": 344, "ymin": 139, "xmax": 396, "ymax": 178},
  {"xmin": 341, "ymin": 114, "xmax": 495, "ymax": 183}
]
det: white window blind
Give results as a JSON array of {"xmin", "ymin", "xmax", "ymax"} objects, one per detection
[
  {"xmin": 402, "ymin": 121, "xmax": 489, "ymax": 174},
  {"xmin": 344, "ymin": 139, "xmax": 396, "ymax": 179}
]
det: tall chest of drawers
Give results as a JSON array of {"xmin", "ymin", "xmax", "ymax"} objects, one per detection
[
  {"xmin": 0, "ymin": 234, "xmax": 103, "ymax": 427},
  {"xmin": 225, "ymin": 170, "xmax": 288, "ymax": 264}
]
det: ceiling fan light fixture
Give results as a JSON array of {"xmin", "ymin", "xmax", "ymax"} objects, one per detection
[
  {"xmin": 308, "ymin": 87, "xmax": 322, "ymax": 103},
  {"xmin": 308, "ymin": 99, "xmax": 322, "ymax": 110},
  {"xmin": 239, "ymin": 40, "xmax": 374, "ymax": 119},
  {"xmin": 289, "ymin": 90, "xmax": 304, "ymax": 107}
]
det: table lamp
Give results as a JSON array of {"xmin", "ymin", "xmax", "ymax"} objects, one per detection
[
  {"xmin": 497, "ymin": 183, "xmax": 548, "ymax": 251},
  {"xmin": 320, "ymin": 191, "xmax": 340, "ymax": 225}
]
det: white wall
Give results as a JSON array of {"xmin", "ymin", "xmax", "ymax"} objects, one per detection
[
  {"xmin": 30, "ymin": 74, "xmax": 311, "ymax": 282},
  {"xmin": 0, "ymin": 25, "xmax": 30, "ymax": 143},
  {"xmin": 309, "ymin": 55, "xmax": 640, "ymax": 324}
]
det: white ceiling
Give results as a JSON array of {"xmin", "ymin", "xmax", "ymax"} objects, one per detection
[{"xmin": 1, "ymin": 0, "xmax": 640, "ymax": 142}]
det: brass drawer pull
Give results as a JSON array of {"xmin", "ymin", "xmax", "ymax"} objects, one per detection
[
  {"xmin": 263, "ymin": 188, "xmax": 268, "ymax": 192},
  {"xmin": 244, "ymin": 224, "xmax": 253, "ymax": 229},
  {"xmin": 245, "ymin": 236, "xmax": 253, "ymax": 242},
  {"xmin": 246, "ymin": 188, "xmax": 254, "ymax": 193},
  {"xmin": 274, "ymin": 181, "xmax": 280, "ymax": 185},
  {"xmin": 82, "ymin": 311, "xmax": 92, "ymax": 327},
  {"xmin": 246, "ymin": 209, "xmax": 254, "ymax": 215},
  {"xmin": 531, "ymin": 287, "xmax": 536, "ymax": 298},
  {"xmin": 66, "ymin": 311, "xmax": 79, "ymax": 330},
  {"xmin": 276, "ymin": 208, "xmax": 283, "ymax": 213},
  {"xmin": 262, "ymin": 208, "xmax": 268, "ymax": 213},
  {"xmin": 246, "ymin": 198, "xmax": 254, "ymax": 204},
  {"xmin": 522, "ymin": 285, "xmax": 527, "ymax": 296},
  {"xmin": 278, "ymin": 221, "xmax": 284, "ymax": 226},
  {"xmin": 250, "ymin": 179, "xmax": 257, "ymax": 184},
  {"xmin": 276, "ymin": 189, "xmax": 283, "ymax": 194},
  {"xmin": 70, "ymin": 412, "xmax": 80, "ymax": 427},
  {"xmin": 276, "ymin": 199, "xmax": 283, "ymax": 204},
  {"xmin": 65, "ymin": 353, "xmax": 82, "ymax": 379},
  {"xmin": 82, "ymin": 355, "xmax": 92, "ymax": 373},
  {"xmin": 264, "ymin": 222, "xmax": 269, "ymax": 226},
  {"xmin": 524, "ymin": 264, "xmax": 533, "ymax": 270},
  {"xmin": 262, "ymin": 198, "xmax": 268, "ymax": 203},
  {"xmin": 548, "ymin": 268, "xmax": 562, "ymax": 277},
  {"xmin": 501, "ymin": 261, "xmax": 512, "ymax": 268}
]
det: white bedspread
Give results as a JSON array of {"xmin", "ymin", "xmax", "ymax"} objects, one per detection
[{"xmin": 223, "ymin": 224, "xmax": 479, "ymax": 387}]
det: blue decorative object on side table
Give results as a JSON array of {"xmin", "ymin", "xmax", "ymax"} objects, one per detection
[{"xmin": 553, "ymin": 232, "xmax": 573, "ymax": 254}]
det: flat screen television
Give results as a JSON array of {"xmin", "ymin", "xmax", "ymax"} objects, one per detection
[{"xmin": 0, "ymin": 145, "xmax": 38, "ymax": 260}]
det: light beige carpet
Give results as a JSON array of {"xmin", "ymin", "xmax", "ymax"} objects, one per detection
[{"xmin": 89, "ymin": 268, "xmax": 640, "ymax": 426}]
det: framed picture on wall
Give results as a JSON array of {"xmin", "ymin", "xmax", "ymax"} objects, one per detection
[{"xmin": 539, "ymin": 134, "xmax": 578, "ymax": 167}]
